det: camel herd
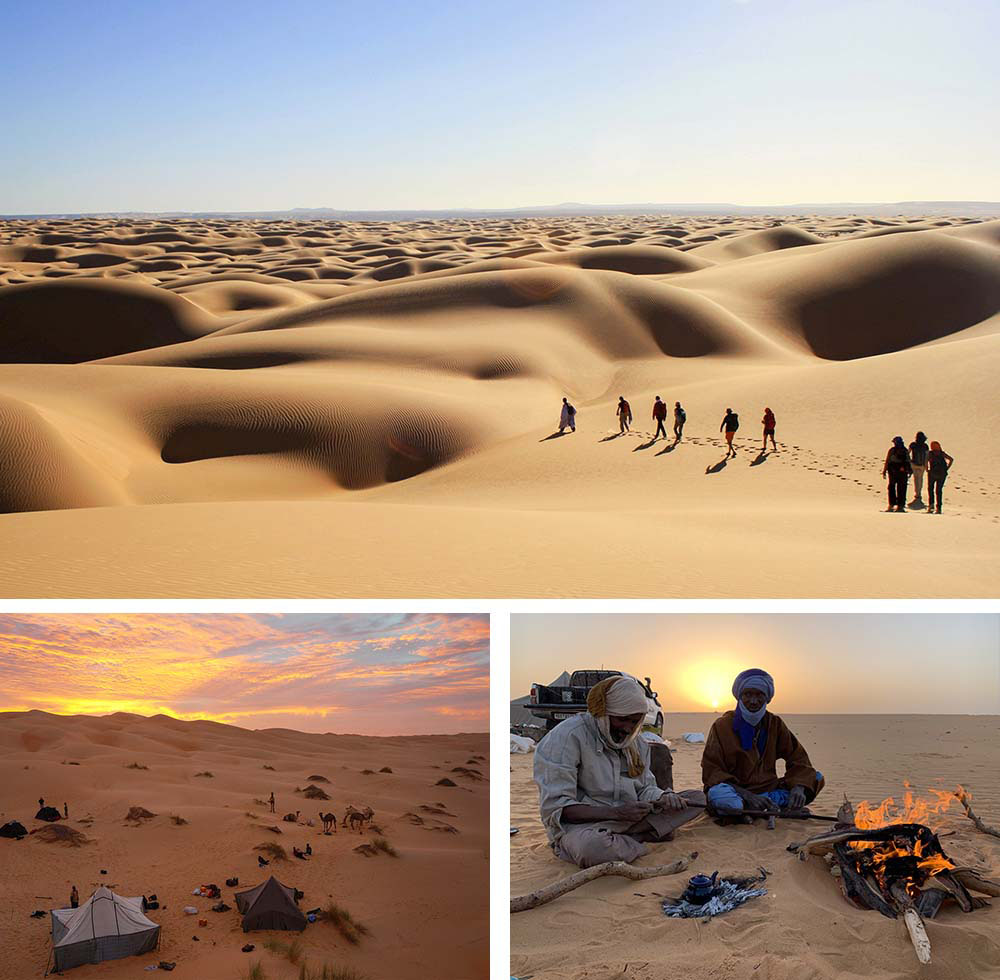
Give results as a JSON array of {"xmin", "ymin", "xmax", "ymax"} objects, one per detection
[{"xmin": 318, "ymin": 805, "xmax": 374, "ymax": 834}]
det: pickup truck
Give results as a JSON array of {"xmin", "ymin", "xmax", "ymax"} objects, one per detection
[{"xmin": 529, "ymin": 670, "xmax": 663, "ymax": 734}]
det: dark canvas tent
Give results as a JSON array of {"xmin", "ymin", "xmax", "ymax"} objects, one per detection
[
  {"xmin": 1, "ymin": 820, "xmax": 27, "ymax": 839},
  {"xmin": 36, "ymin": 806, "xmax": 62, "ymax": 822},
  {"xmin": 234, "ymin": 876, "xmax": 306, "ymax": 932},
  {"xmin": 48, "ymin": 886, "xmax": 160, "ymax": 973}
]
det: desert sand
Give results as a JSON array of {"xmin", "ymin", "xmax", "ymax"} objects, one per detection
[
  {"xmin": 510, "ymin": 713, "xmax": 1000, "ymax": 980},
  {"xmin": 0, "ymin": 710, "xmax": 488, "ymax": 980},
  {"xmin": 1, "ymin": 213, "xmax": 998, "ymax": 597}
]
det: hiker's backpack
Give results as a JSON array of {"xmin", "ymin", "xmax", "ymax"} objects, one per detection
[
  {"xmin": 764, "ymin": 410, "xmax": 775, "ymax": 427},
  {"xmin": 730, "ymin": 413, "xmax": 739, "ymax": 430},
  {"xmin": 567, "ymin": 404, "xmax": 576, "ymax": 416},
  {"xmin": 679, "ymin": 408, "xmax": 686, "ymax": 423},
  {"xmin": 911, "ymin": 442, "xmax": 929, "ymax": 467}
]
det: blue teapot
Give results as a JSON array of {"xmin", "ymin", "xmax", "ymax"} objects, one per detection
[{"xmin": 686, "ymin": 871, "xmax": 719, "ymax": 905}]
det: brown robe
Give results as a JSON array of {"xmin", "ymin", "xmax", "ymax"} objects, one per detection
[{"xmin": 701, "ymin": 710, "xmax": 822, "ymax": 795}]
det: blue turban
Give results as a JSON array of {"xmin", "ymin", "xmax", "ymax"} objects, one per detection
[{"xmin": 732, "ymin": 668, "xmax": 774, "ymax": 702}]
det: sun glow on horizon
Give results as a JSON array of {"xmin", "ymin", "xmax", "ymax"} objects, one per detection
[{"xmin": 674, "ymin": 657, "xmax": 746, "ymax": 712}]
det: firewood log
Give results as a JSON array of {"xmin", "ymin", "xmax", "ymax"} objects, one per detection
[
  {"xmin": 510, "ymin": 851, "xmax": 697, "ymax": 913},
  {"xmin": 889, "ymin": 882, "xmax": 932, "ymax": 965},
  {"xmin": 952, "ymin": 868, "xmax": 1000, "ymax": 897},
  {"xmin": 915, "ymin": 887, "xmax": 946, "ymax": 919}
]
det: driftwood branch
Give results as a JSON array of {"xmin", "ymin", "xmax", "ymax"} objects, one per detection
[
  {"xmin": 952, "ymin": 868, "xmax": 1000, "ymax": 897},
  {"xmin": 889, "ymin": 882, "xmax": 931, "ymax": 965},
  {"xmin": 510, "ymin": 851, "xmax": 697, "ymax": 913},
  {"xmin": 955, "ymin": 789, "xmax": 1000, "ymax": 840}
]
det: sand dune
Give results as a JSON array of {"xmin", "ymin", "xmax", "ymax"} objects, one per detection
[
  {"xmin": 0, "ymin": 710, "xmax": 488, "ymax": 980},
  {"xmin": 510, "ymin": 714, "xmax": 1000, "ymax": 980},
  {"xmin": 0, "ymin": 213, "xmax": 998, "ymax": 596}
]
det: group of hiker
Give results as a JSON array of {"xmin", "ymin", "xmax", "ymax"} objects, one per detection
[
  {"xmin": 560, "ymin": 397, "xmax": 778, "ymax": 455},
  {"xmin": 533, "ymin": 669, "xmax": 822, "ymax": 869},
  {"xmin": 882, "ymin": 432, "xmax": 955, "ymax": 513}
]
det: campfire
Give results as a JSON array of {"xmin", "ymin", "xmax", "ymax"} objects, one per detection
[{"xmin": 788, "ymin": 785, "xmax": 1000, "ymax": 965}]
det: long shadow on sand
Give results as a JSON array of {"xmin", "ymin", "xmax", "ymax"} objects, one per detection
[
  {"xmin": 656, "ymin": 441, "xmax": 678, "ymax": 456},
  {"xmin": 599, "ymin": 432, "xmax": 626, "ymax": 442},
  {"xmin": 705, "ymin": 458, "xmax": 729, "ymax": 474},
  {"xmin": 750, "ymin": 450, "xmax": 771, "ymax": 467},
  {"xmin": 632, "ymin": 438, "xmax": 659, "ymax": 452},
  {"xmin": 540, "ymin": 431, "xmax": 572, "ymax": 442}
]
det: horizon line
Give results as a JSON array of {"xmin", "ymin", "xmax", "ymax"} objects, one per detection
[
  {"xmin": 3, "ymin": 199, "xmax": 999, "ymax": 220},
  {"xmin": 0, "ymin": 708, "xmax": 487, "ymax": 738}
]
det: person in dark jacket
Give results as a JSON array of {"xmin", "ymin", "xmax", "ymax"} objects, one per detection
[
  {"xmin": 702, "ymin": 668, "xmax": 824, "ymax": 817},
  {"xmin": 881, "ymin": 436, "xmax": 912, "ymax": 512},
  {"xmin": 70, "ymin": 886, "xmax": 79, "ymax": 909},
  {"xmin": 651, "ymin": 396, "xmax": 668, "ymax": 440},
  {"xmin": 926, "ymin": 441, "xmax": 954, "ymax": 514},
  {"xmin": 720, "ymin": 409, "xmax": 739, "ymax": 458},
  {"xmin": 673, "ymin": 402, "xmax": 686, "ymax": 441},
  {"xmin": 909, "ymin": 431, "xmax": 929, "ymax": 506},
  {"xmin": 616, "ymin": 396, "xmax": 632, "ymax": 433}
]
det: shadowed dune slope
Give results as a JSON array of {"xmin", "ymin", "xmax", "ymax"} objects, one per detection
[
  {"xmin": 0, "ymin": 279, "xmax": 216, "ymax": 363},
  {"xmin": 678, "ymin": 228, "xmax": 1000, "ymax": 359},
  {"xmin": 689, "ymin": 223, "xmax": 824, "ymax": 261}
]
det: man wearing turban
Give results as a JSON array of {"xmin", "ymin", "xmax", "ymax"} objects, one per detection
[
  {"xmin": 701, "ymin": 668, "xmax": 824, "ymax": 816},
  {"xmin": 534, "ymin": 675, "xmax": 705, "ymax": 868}
]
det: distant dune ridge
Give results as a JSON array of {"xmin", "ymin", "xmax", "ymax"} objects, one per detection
[
  {"xmin": 0, "ymin": 710, "xmax": 488, "ymax": 980},
  {"xmin": 0, "ymin": 212, "xmax": 998, "ymax": 597}
]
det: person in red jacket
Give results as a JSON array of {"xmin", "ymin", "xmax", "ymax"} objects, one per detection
[
  {"xmin": 651, "ymin": 396, "xmax": 668, "ymax": 440},
  {"xmin": 761, "ymin": 407, "xmax": 776, "ymax": 451}
]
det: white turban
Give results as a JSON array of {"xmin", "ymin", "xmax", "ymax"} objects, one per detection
[
  {"xmin": 603, "ymin": 676, "xmax": 648, "ymax": 716},
  {"xmin": 587, "ymin": 676, "xmax": 647, "ymax": 772}
]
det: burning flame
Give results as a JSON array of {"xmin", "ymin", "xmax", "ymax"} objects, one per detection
[
  {"xmin": 853, "ymin": 782, "xmax": 961, "ymax": 830},
  {"xmin": 845, "ymin": 784, "xmax": 966, "ymax": 894}
]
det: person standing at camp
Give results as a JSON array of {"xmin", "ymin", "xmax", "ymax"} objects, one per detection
[
  {"xmin": 533, "ymin": 675, "xmax": 704, "ymax": 869},
  {"xmin": 881, "ymin": 436, "xmax": 912, "ymax": 512},
  {"xmin": 761, "ymin": 407, "xmax": 777, "ymax": 451},
  {"xmin": 651, "ymin": 396, "xmax": 668, "ymax": 440},
  {"xmin": 559, "ymin": 397, "xmax": 577, "ymax": 434},
  {"xmin": 616, "ymin": 396, "xmax": 632, "ymax": 433},
  {"xmin": 926, "ymin": 441, "xmax": 954, "ymax": 515},
  {"xmin": 269, "ymin": 792, "xmax": 275, "ymax": 814},
  {"xmin": 63, "ymin": 802, "xmax": 68, "ymax": 818},
  {"xmin": 701, "ymin": 668, "xmax": 824, "ymax": 818},
  {"xmin": 673, "ymin": 401, "xmax": 686, "ymax": 441},
  {"xmin": 908, "ymin": 431, "xmax": 929, "ymax": 506},
  {"xmin": 720, "ymin": 408, "xmax": 740, "ymax": 458},
  {"xmin": 70, "ymin": 885, "xmax": 79, "ymax": 909}
]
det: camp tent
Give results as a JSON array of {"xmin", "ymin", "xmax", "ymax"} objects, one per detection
[
  {"xmin": 0, "ymin": 820, "xmax": 27, "ymax": 839},
  {"xmin": 48, "ymin": 886, "xmax": 160, "ymax": 973},
  {"xmin": 35, "ymin": 806, "xmax": 62, "ymax": 822},
  {"xmin": 234, "ymin": 876, "xmax": 307, "ymax": 932}
]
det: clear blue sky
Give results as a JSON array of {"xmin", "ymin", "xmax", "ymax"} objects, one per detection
[
  {"xmin": 511, "ymin": 614, "xmax": 1000, "ymax": 713},
  {"xmin": 2, "ymin": 0, "xmax": 998, "ymax": 213}
]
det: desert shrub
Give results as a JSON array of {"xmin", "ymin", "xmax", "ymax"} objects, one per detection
[
  {"xmin": 263, "ymin": 938, "xmax": 304, "ymax": 964},
  {"xmin": 371, "ymin": 836, "xmax": 397, "ymax": 857},
  {"xmin": 125, "ymin": 762, "xmax": 148, "ymax": 770},
  {"xmin": 378, "ymin": 767, "xmax": 392, "ymax": 773},
  {"xmin": 263, "ymin": 764, "xmax": 275, "ymax": 771},
  {"xmin": 254, "ymin": 841, "xmax": 287, "ymax": 860},
  {"xmin": 299, "ymin": 963, "xmax": 367, "ymax": 980},
  {"xmin": 244, "ymin": 961, "xmax": 267, "ymax": 980},
  {"xmin": 170, "ymin": 814, "xmax": 188, "ymax": 826},
  {"xmin": 194, "ymin": 771, "xmax": 214, "ymax": 778},
  {"xmin": 322, "ymin": 902, "xmax": 370, "ymax": 945}
]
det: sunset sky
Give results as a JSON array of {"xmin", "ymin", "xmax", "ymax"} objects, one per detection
[
  {"xmin": 511, "ymin": 614, "xmax": 1000, "ymax": 714},
  {"xmin": 3, "ymin": 0, "xmax": 997, "ymax": 213},
  {"xmin": 0, "ymin": 613, "xmax": 489, "ymax": 734}
]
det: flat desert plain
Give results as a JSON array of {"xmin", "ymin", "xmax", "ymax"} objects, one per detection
[
  {"xmin": 510, "ymin": 714, "xmax": 1000, "ymax": 980},
  {"xmin": 0, "ymin": 711, "xmax": 488, "ymax": 980},
  {"xmin": 1, "ymin": 213, "xmax": 998, "ymax": 597}
]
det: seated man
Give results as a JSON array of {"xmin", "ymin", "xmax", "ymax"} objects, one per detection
[
  {"xmin": 534, "ymin": 675, "xmax": 705, "ymax": 868},
  {"xmin": 702, "ymin": 668, "xmax": 824, "ymax": 816}
]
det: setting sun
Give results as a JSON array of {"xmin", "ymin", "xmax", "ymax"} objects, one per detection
[{"xmin": 676, "ymin": 657, "xmax": 745, "ymax": 712}]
